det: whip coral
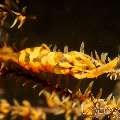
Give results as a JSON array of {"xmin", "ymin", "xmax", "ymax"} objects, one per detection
[
  {"xmin": 0, "ymin": 82, "xmax": 120, "ymax": 120},
  {"xmin": 0, "ymin": 1, "xmax": 36, "ymax": 29}
]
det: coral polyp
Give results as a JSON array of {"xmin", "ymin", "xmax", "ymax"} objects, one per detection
[{"xmin": 0, "ymin": 43, "xmax": 119, "ymax": 80}]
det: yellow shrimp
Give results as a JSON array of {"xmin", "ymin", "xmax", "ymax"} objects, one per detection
[{"xmin": 0, "ymin": 43, "xmax": 119, "ymax": 80}]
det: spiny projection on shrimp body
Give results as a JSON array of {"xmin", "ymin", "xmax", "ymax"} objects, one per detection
[{"xmin": 0, "ymin": 42, "xmax": 119, "ymax": 80}]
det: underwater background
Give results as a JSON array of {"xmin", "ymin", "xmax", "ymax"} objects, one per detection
[{"xmin": 0, "ymin": 0, "xmax": 120, "ymax": 119}]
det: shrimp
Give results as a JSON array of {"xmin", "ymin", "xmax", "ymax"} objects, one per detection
[{"xmin": 0, "ymin": 43, "xmax": 119, "ymax": 80}]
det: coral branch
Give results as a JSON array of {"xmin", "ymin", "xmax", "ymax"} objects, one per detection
[
  {"xmin": 0, "ymin": 0, "xmax": 36, "ymax": 29},
  {"xmin": 0, "ymin": 84, "xmax": 120, "ymax": 120}
]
